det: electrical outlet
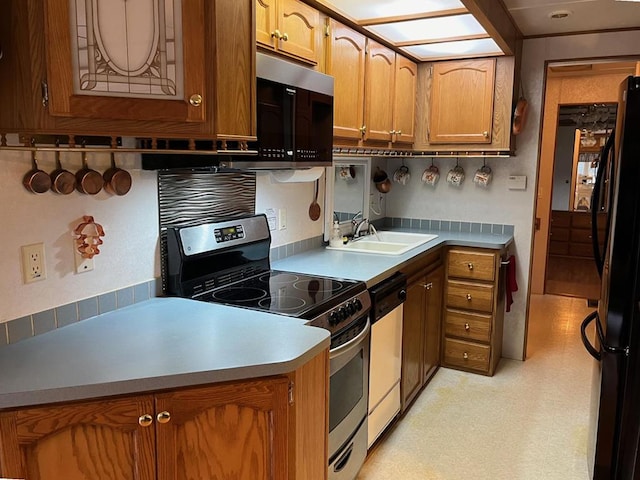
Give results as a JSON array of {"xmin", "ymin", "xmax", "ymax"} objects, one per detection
[
  {"xmin": 21, "ymin": 243, "xmax": 46, "ymax": 284},
  {"xmin": 74, "ymin": 241, "xmax": 94, "ymax": 274},
  {"xmin": 279, "ymin": 208, "xmax": 287, "ymax": 230}
]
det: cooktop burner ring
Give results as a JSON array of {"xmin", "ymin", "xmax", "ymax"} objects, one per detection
[
  {"xmin": 211, "ymin": 287, "xmax": 267, "ymax": 303},
  {"xmin": 259, "ymin": 272, "xmax": 300, "ymax": 284},
  {"xmin": 293, "ymin": 279, "xmax": 344, "ymax": 293},
  {"xmin": 258, "ymin": 296, "xmax": 307, "ymax": 311}
]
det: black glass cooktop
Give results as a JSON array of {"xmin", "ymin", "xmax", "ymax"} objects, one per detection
[{"xmin": 194, "ymin": 270, "xmax": 363, "ymax": 319}]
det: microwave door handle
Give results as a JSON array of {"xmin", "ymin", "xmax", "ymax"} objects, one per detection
[{"xmin": 285, "ymin": 87, "xmax": 296, "ymax": 160}]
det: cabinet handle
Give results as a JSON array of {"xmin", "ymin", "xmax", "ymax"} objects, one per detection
[
  {"xmin": 189, "ymin": 94, "xmax": 203, "ymax": 107},
  {"xmin": 390, "ymin": 130, "xmax": 396, "ymax": 135},
  {"xmin": 423, "ymin": 282, "xmax": 433, "ymax": 290},
  {"xmin": 464, "ymin": 323, "xmax": 470, "ymax": 331},
  {"xmin": 157, "ymin": 411, "xmax": 171, "ymax": 424},
  {"xmin": 271, "ymin": 29, "xmax": 282, "ymax": 39},
  {"xmin": 359, "ymin": 125, "xmax": 367, "ymax": 135},
  {"xmin": 466, "ymin": 293, "xmax": 472, "ymax": 301},
  {"xmin": 281, "ymin": 32, "xmax": 289, "ymax": 41},
  {"xmin": 397, "ymin": 130, "xmax": 402, "ymax": 135},
  {"xmin": 483, "ymin": 131, "xmax": 489, "ymax": 138},
  {"xmin": 467, "ymin": 262, "xmax": 474, "ymax": 270},
  {"xmin": 138, "ymin": 414, "xmax": 153, "ymax": 427},
  {"xmin": 463, "ymin": 352, "xmax": 469, "ymax": 360}
]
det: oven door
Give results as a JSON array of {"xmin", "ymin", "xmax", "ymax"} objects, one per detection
[{"xmin": 328, "ymin": 316, "xmax": 370, "ymax": 463}]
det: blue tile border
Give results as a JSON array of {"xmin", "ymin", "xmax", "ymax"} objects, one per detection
[
  {"xmin": 2, "ymin": 279, "xmax": 160, "ymax": 346},
  {"xmin": 270, "ymin": 234, "xmax": 323, "ymax": 262},
  {"xmin": 382, "ymin": 216, "xmax": 513, "ymax": 236}
]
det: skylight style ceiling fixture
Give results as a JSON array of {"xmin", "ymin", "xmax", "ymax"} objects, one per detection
[{"xmin": 317, "ymin": 0, "xmax": 506, "ymax": 61}]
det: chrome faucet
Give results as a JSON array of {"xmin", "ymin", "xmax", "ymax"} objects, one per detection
[{"xmin": 353, "ymin": 218, "xmax": 370, "ymax": 238}]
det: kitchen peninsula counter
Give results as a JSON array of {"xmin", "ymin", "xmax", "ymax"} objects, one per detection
[
  {"xmin": 273, "ymin": 228, "xmax": 513, "ymax": 287},
  {"xmin": 0, "ymin": 297, "xmax": 330, "ymax": 410}
]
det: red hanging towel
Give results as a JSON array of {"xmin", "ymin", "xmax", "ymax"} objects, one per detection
[{"xmin": 506, "ymin": 255, "xmax": 518, "ymax": 312}]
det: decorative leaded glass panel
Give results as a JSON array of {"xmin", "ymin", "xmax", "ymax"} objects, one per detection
[{"xmin": 69, "ymin": 0, "xmax": 184, "ymax": 99}]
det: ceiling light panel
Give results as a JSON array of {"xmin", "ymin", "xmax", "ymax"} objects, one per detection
[
  {"xmin": 324, "ymin": 0, "xmax": 466, "ymax": 19},
  {"xmin": 402, "ymin": 38, "xmax": 503, "ymax": 61},
  {"xmin": 366, "ymin": 14, "xmax": 487, "ymax": 44}
]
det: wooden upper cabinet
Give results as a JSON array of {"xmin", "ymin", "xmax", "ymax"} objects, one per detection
[
  {"xmin": 327, "ymin": 27, "xmax": 416, "ymax": 146},
  {"xmin": 0, "ymin": 396, "xmax": 156, "ymax": 480},
  {"xmin": 0, "ymin": 0, "xmax": 255, "ymax": 140},
  {"xmin": 44, "ymin": 0, "xmax": 206, "ymax": 124},
  {"xmin": 325, "ymin": 19, "xmax": 366, "ymax": 141},
  {"xmin": 392, "ymin": 55, "xmax": 417, "ymax": 144},
  {"xmin": 364, "ymin": 40, "xmax": 395, "ymax": 142},
  {"xmin": 256, "ymin": 0, "xmax": 321, "ymax": 66},
  {"xmin": 429, "ymin": 58, "xmax": 496, "ymax": 144}
]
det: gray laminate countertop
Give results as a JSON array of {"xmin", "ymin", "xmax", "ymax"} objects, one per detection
[
  {"xmin": 273, "ymin": 228, "xmax": 513, "ymax": 287},
  {"xmin": 0, "ymin": 298, "xmax": 329, "ymax": 410}
]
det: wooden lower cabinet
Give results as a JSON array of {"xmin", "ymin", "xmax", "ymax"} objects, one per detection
[
  {"xmin": 0, "ymin": 351, "xmax": 328, "ymax": 480},
  {"xmin": 442, "ymin": 247, "xmax": 505, "ymax": 376},
  {"xmin": 400, "ymin": 249, "xmax": 443, "ymax": 412}
]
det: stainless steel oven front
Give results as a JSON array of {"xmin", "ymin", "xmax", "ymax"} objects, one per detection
[{"xmin": 328, "ymin": 315, "xmax": 370, "ymax": 480}]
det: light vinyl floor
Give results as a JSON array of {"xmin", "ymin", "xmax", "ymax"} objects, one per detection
[{"xmin": 358, "ymin": 294, "xmax": 595, "ymax": 480}]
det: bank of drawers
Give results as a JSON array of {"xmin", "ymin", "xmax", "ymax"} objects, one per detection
[{"xmin": 443, "ymin": 247, "xmax": 503, "ymax": 376}]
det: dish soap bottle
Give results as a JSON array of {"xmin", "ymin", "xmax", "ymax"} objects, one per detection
[{"xmin": 329, "ymin": 221, "xmax": 343, "ymax": 247}]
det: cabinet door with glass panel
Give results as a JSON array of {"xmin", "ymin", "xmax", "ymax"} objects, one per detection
[{"xmin": 45, "ymin": 0, "xmax": 206, "ymax": 124}]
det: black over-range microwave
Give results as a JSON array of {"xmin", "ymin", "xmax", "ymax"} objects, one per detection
[{"xmin": 142, "ymin": 53, "xmax": 334, "ymax": 171}]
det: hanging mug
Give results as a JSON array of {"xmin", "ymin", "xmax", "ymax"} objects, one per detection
[
  {"xmin": 473, "ymin": 165, "xmax": 492, "ymax": 187},
  {"xmin": 393, "ymin": 165, "xmax": 411, "ymax": 185},
  {"xmin": 447, "ymin": 165, "xmax": 465, "ymax": 187},
  {"xmin": 421, "ymin": 164, "xmax": 440, "ymax": 186}
]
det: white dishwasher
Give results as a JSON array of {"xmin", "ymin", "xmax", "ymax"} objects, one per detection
[{"xmin": 367, "ymin": 273, "xmax": 407, "ymax": 448}]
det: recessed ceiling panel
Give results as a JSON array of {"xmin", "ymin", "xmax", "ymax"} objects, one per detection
[
  {"xmin": 325, "ymin": 0, "xmax": 465, "ymax": 20},
  {"xmin": 402, "ymin": 38, "xmax": 503, "ymax": 61},
  {"xmin": 366, "ymin": 14, "xmax": 486, "ymax": 44}
]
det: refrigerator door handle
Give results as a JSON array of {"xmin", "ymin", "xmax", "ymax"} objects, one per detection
[
  {"xmin": 581, "ymin": 311, "xmax": 602, "ymax": 360},
  {"xmin": 591, "ymin": 129, "xmax": 615, "ymax": 278}
]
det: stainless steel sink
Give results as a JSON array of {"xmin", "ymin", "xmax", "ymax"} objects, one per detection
[{"xmin": 327, "ymin": 231, "xmax": 438, "ymax": 255}]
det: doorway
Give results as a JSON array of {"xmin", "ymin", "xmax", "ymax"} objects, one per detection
[{"xmin": 529, "ymin": 60, "xmax": 638, "ymax": 298}]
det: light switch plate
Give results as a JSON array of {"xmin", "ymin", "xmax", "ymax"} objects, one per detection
[{"xmin": 508, "ymin": 175, "xmax": 527, "ymax": 190}]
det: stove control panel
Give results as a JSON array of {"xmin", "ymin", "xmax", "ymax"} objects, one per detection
[
  {"xmin": 214, "ymin": 225, "xmax": 245, "ymax": 243},
  {"xmin": 309, "ymin": 290, "xmax": 371, "ymax": 335}
]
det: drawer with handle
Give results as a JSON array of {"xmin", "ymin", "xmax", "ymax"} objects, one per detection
[
  {"xmin": 448, "ymin": 249, "xmax": 496, "ymax": 281},
  {"xmin": 444, "ymin": 308, "xmax": 491, "ymax": 343},
  {"xmin": 443, "ymin": 337, "xmax": 490, "ymax": 373},
  {"xmin": 446, "ymin": 280, "xmax": 494, "ymax": 313}
]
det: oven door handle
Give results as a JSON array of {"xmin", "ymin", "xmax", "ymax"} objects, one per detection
[{"xmin": 330, "ymin": 319, "xmax": 371, "ymax": 359}]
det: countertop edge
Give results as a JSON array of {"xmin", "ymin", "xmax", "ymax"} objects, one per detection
[{"xmin": 0, "ymin": 336, "xmax": 329, "ymax": 411}]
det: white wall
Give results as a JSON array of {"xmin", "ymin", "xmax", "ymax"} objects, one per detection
[
  {"xmin": 254, "ymin": 172, "xmax": 325, "ymax": 247},
  {"xmin": 0, "ymin": 148, "xmax": 159, "ymax": 322}
]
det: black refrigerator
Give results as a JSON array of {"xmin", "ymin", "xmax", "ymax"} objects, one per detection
[{"xmin": 581, "ymin": 75, "xmax": 640, "ymax": 479}]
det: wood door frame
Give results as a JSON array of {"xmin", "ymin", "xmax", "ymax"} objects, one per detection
[{"xmin": 529, "ymin": 59, "xmax": 637, "ymax": 297}]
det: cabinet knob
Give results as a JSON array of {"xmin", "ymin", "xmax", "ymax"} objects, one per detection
[
  {"xmin": 397, "ymin": 130, "xmax": 402, "ymax": 135},
  {"xmin": 138, "ymin": 414, "xmax": 153, "ymax": 427},
  {"xmin": 423, "ymin": 282, "xmax": 433, "ymax": 290},
  {"xmin": 390, "ymin": 130, "xmax": 396, "ymax": 135},
  {"xmin": 359, "ymin": 125, "xmax": 367, "ymax": 135},
  {"xmin": 463, "ymin": 352, "xmax": 469, "ymax": 360},
  {"xmin": 189, "ymin": 94, "xmax": 203, "ymax": 107},
  {"xmin": 157, "ymin": 411, "xmax": 171, "ymax": 424},
  {"xmin": 483, "ymin": 131, "xmax": 489, "ymax": 138},
  {"xmin": 464, "ymin": 322, "xmax": 470, "ymax": 331},
  {"xmin": 281, "ymin": 32, "xmax": 289, "ymax": 41},
  {"xmin": 271, "ymin": 29, "xmax": 282, "ymax": 39},
  {"xmin": 466, "ymin": 293, "xmax": 472, "ymax": 301},
  {"xmin": 467, "ymin": 262, "xmax": 474, "ymax": 270}
]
